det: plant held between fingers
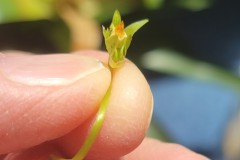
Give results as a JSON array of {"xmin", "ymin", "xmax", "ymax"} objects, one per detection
[{"xmin": 51, "ymin": 10, "xmax": 148, "ymax": 160}]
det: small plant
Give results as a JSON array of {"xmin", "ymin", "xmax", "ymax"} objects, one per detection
[
  {"xmin": 51, "ymin": 10, "xmax": 148, "ymax": 160},
  {"xmin": 103, "ymin": 10, "xmax": 148, "ymax": 68}
]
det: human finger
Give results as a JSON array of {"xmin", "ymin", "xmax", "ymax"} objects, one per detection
[
  {"xmin": 3, "ymin": 51, "xmax": 153, "ymax": 160},
  {"xmin": 0, "ymin": 51, "xmax": 111, "ymax": 154},
  {"xmin": 123, "ymin": 138, "xmax": 210, "ymax": 160}
]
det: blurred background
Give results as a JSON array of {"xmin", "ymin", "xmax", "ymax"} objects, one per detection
[{"xmin": 0, "ymin": 0, "xmax": 240, "ymax": 159}]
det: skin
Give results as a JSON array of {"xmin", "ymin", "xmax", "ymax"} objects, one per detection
[{"xmin": 0, "ymin": 51, "xmax": 209, "ymax": 160}]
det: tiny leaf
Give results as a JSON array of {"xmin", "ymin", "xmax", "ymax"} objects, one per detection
[
  {"xmin": 125, "ymin": 19, "xmax": 149, "ymax": 37},
  {"xmin": 112, "ymin": 10, "xmax": 121, "ymax": 26}
]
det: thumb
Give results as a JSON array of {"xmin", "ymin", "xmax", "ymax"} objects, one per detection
[{"xmin": 0, "ymin": 52, "xmax": 111, "ymax": 154}]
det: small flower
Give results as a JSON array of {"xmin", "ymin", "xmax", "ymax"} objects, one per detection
[{"xmin": 103, "ymin": 10, "xmax": 148, "ymax": 68}]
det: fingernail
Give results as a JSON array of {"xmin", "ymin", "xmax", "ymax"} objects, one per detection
[{"xmin": 0, "ymin": 54, "xmax": 104, "ymax": 86}]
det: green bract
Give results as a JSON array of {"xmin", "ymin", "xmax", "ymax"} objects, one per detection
[{"xmin": 103, "ymin": 10, "xmax": 148, "ymax": 68}]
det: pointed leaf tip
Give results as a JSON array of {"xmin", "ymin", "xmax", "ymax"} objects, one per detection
[
  {"xmin": 112, "ymin": 10, "xmax": 121, "ymax": 26},
  {"xmin": 125, "ymin": 19, "xmax": 149, "ymax": 36}
]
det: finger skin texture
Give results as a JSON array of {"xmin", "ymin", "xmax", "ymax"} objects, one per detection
[
  {"xmin": 0, "ymin": 51, "xmax": 153, "ymax": 160},
  {"xmin": 0, "ymin": 154, "xmax": 6, "ymax": 159},
  {"xmin": 0, "ymin": 52, "xmax": 111, "ymax": 154},
  {"xmin": 55, "ymin": 52, "xmax": 153, "ymax": 160},
  {"xmin": 0, "ymin": 51, "xmax": 208, "ymax": 160},
  {"xmin": 123, "ymin": 138, "xmax": 209, "ymax": 160},
  {"xmin": 3, "ymin": 143, "xmax": 61, "ymax": 160}
]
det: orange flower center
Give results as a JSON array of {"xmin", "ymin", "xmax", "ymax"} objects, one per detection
[{"xmin": 114, "ymin": 21, "xmax": 126, "ymax": 39}]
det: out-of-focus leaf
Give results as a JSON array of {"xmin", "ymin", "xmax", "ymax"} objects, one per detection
[
  {"xmin": 95, "ymin": 0, "xmax": 140, "ymax": 22},
  {"xmin": 147, "ymin": 121, "xmax": 170, "ymax": 141},
  {"xmin": 0, "ymin": 0, "xmax": 54, "ymax": 24},
  {"xmin": 141, "ymin": 49, "xmax": 240, "ymax": 91},
  {"xmin": 174, "ymin": 0, "xmax": 214, "ymax": 11},
  {"xmin": 143, "ymin": 0, "xmax": 164, "ymax": 10}
]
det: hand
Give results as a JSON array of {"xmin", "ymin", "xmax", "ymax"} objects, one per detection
[{"xmin": 0, "ymin": 51, "xmax": 208, "ymax": 160}]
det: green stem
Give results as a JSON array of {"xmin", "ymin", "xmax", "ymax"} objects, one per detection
[
  {"xmin": 50, "ymin": 71, "xmax": 113, "ymax": 160},
  {"xmin": 50, "ymin": 84, "xmax": 112, "ymax": 160},
  {"xmin": 72, "ymin": 83, "xmax": 112, "ymax": 160},
  {"xmin": 50, "ymin": 81, "xmax": 112, "ymax": 160}
]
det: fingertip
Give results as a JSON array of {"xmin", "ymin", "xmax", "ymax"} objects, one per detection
[
  {"xmin": 55, "ymin": 60, "xmax": 153, "ymax": 159},
  {"xmin": 91, "ymin": 61, "xmax": 153, "ymax": 157}
]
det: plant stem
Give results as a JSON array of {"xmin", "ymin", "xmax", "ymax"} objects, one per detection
[
  {"xmin": 72, "ymin": 83, "xmax": 112, "ymax": 160},
  {"xmin": 50, "ymin": 79, "xmax": 112, "ymax": 160}
]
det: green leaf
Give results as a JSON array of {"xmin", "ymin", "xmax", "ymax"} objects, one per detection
[
  {"xmin": 143, "ymin": 0, "xmax": 164, "ymax": 10},
  {"xmin": 141, "ymin": 49, "xmax": 240, "ymax": 91},
  {"xmin": 147, "ymin": 121, "xmax": 170, "ymax": 141},
  {"xmin": 125, "ymin": 19, "xmax": 149, "ymax": 37},
  {"xmin": 102, "ymin": 26, "xmax": 110, "ymax": 39},
  {"xmin": 0, "ymin": 0, "xmax": 54, "ymax": 24},
  {"xmin": 112, "ymin": 10, "xmax": 121, "ymax": 26},
  {"xmin": 174, "ymin": 0, "xmax": 213, "ymax": 11}
]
